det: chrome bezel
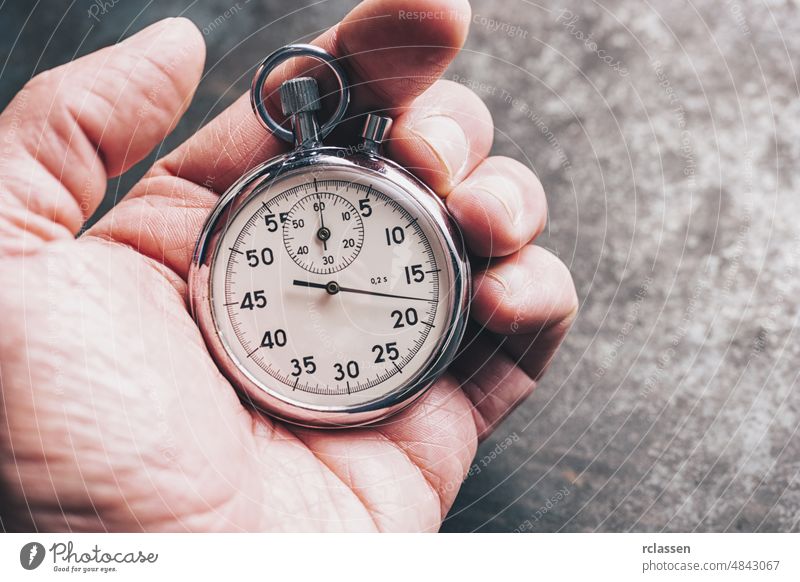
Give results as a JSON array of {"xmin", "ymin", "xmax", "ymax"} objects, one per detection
[{"xmin": 189, "ymin": 148, "xmax": 470, "ymax": 428}]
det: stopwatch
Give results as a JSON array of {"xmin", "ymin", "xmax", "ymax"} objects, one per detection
[{"xmin": 189, "ymin": 45, "xmax": 470, "ymax": 427}]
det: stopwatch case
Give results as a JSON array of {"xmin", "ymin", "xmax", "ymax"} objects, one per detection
[{"xmin": 189, "ymin": 147, "xmax": 470, "ymax": 428}]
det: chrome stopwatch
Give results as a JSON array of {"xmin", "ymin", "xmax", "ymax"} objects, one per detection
[{"xmin": 189, "ymin": 45, "xmax": 470, "ymax": 427}]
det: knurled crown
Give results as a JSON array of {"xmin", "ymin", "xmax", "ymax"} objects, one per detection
[{"xmin": 280, "ymin": 77, "xmax": 322, "ymax": 116}]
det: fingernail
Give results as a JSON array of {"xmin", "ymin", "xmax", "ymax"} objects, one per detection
[
  {"xmin": 410, "ymin": 115, "xmax": 469, "ymax": 182},
  {"xmin": 483, "ymin": 262, "xmax": 528, "ymax": 298},
  {"xmin": 131, "ymin": 19, "xmax": 167, "ymax": 37},
  {"xmin": 124, "ymin": 18, "xmax": 183, "ymax": 44},
  {"xmin": 472, "ymin": 177, "xmax": 523, "ymax": 226}
]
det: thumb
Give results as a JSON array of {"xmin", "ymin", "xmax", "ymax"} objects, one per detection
[{"xmin": 0, "ymin": 17, "xmax": 205, "ymax": 256}]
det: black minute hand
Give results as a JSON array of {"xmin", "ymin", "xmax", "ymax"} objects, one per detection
[
  {"xmin": 293, "ymin": 280, "xmax": 436, "ymax": 303},
  {"xmin": 317, "ymin": 199, "xmax": 328, "ymax": 251}
]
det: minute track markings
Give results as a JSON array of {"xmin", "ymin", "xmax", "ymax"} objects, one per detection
[
  {"xmin": 293, "ymin": 280, "xmax": 437, "ymax": 303},
  {"xmin": 221, "ymin": 176, "xmax": 444, "ymax": 397},
  {"xmin": 247, "ymin": 318, "xmax": 439, "ymax": 395}
]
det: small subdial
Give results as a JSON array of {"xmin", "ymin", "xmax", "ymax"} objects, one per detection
[{"xmin": 282, "ymin": 191, "xmax": 365, "ymax": 274}]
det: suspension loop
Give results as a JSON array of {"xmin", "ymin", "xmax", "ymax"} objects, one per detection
[{"xmin": 250, "ymin": 44, "xmax": 350, "ymax": 144}]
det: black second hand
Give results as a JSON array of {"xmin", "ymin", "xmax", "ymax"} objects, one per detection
[{"xmin": 293, "ymin": 280, "xmax": 436, "ymax": 303}]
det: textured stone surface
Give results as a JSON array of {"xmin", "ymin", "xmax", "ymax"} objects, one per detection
[{"xmin": 2, "ymin": 0, "xmax": 798, "ymax": 532}]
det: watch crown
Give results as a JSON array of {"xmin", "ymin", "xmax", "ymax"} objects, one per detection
[
  {"xmin": 361, "ymin": 113, "xmax": 393, "ymax": 145},
  {"xmin": 280, "ymin": 77, "xmax": 322, "ymax": 116}
]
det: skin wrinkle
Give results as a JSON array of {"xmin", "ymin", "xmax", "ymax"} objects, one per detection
[
  {"xmin": 133, "ymin": 46, "xmax": 190, "ymax": 107},
  {"xmin": 129, "ymin": 174, "xmax": 218, "ymax": 209},
  {"xmin": 102, "ymin": 22, "xmax": 204, "ymax": 170},
  {"xmin": 0, "ymin": 156, "xmax": 71, "ymax": 216},
  {"xmin": 220, "ymin": 110, "xmax": 259, "ymax": 181},
  {"xmin": 14, "ymin": 134, "xmax": 95, "ymax": 235},
  {"xmin": 391, "ymin": 383, "xmax": 479, "ymax": 508},
  {"xmin": 11, "ymin": 18, "xmax": 203, "ymax": 239},
  {"xmin": 466, "ymin": 375, "xmax": 534, "ymax": 436},
  {"xmin": 0, "ymin": 20, "xmax": 203, "ymax": 532},
  {"xmin": 88, "ymin": 176, "xmax": 217, "ymax": 287},
  {"xmin": 472, "ymin": 178, "xmax": 523, "ymax": 226},
  {"xmin": 340, "ymin": 445, "xmax": 400, "ymax": 529},
  {"xmin": 0, "ymin": 207, "xmax": 73, "ymax": 252},
  {"xmin": 374, "ymin": 427, "xmax": 465, "ymax": 522},
  {"xmin": 268, "ymin": 433, "xmax": 381, "ymax": 531},
  {"xmin": 152, "ymin": 100, "xmax": 272, "ymax": 195},
  {"xmin": 182, "ymin": 412, "xmax": 268, "ymax": 532},
  {"xmin": 79, "ymin": 236, "xmax": 188, "ymax": 296},
  {"xmin": 454, "ymin": 346, "xmax": 536, "ymax": 439},
  {"xmin": 18, "ymin": 243, "xmax": 250, "ymax": 532},
  {"xmin": 250, "ymin": 429, "xmax": 326, "ymax": 529},
  {"xmin": 52, "ymin": 252, "xmax": 150, "ymax": 529},
  {"xmin": 67, "ymin": 84, "xmax": 120, "ymax": 176},
  {"xmin": 482, "ymin": 268, "xmax": 512, "ymax": 294},
  {"xmin": 67, "ymin": 74, "xmax": 122, "ymax": 163},
  {"xmin": 409, "ymin": 115, "xmax": 467, "ymax": 184},
  {"xmin": 15, "ymin": 248, "xmax": 96, "ymax": 532},
  {"xmin": 290, "ymin": 431, "xmax": 382, "ymax": 532},
  {"xmin": 390, "ymin": 80, "xmax": 493, "ymax": 192},
  {"xmin": 134, "ymin": 193, "xmax": 199, "ymax": 262},
  {"xmin": 5, "ymin": 395, "xmax": 89, "ymax": 530},
  {"xmin": 452, "ymin": 334, "xmax": 537, "ymax": 438},
  {"xmin": 140, "ymin": 470, "xmax": 257, "ymax": 532},
  {"xmin": 7, "ymin": 64, "xmax": 167, "ymax": 237}
]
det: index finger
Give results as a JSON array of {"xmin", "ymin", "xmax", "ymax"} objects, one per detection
[{"xmin": 152, "ymin": 0, "xmax": 472, "ymax": 194}]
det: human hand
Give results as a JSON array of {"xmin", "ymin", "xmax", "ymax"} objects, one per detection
[{"xmin": 0, "ymin": 0, "xmax": 577, "ymax": 531}]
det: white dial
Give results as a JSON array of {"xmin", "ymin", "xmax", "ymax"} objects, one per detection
[{"xmin": 207, "ymin": 165, "xmax": 459, "ymax": 414}]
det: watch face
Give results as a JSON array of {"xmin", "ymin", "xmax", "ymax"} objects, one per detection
[{"xmin": 199, "ymin": 159, "xmax": 466, "ymax": 423}]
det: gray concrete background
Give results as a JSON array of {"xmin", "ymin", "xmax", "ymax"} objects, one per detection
[{"xmin": 2, "ymin": 0, "xmax": 798, "ymax": 532}]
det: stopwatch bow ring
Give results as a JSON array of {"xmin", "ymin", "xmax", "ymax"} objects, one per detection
[
  {"xmin": 250, "ymin": 44, "xmax": 351, "ymax": 149},
  {"xmin": 251, "ymin": 44, "xmax": 393, "ymax": 152}
]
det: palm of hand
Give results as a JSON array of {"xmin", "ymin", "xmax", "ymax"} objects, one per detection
[
  {"xmin": 2, "ymin": 238, "xmax": 475, "ymax": 531},
  {"xmin": 0, "ymin": 2, "xmax": 576, "ymax": 532}
]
